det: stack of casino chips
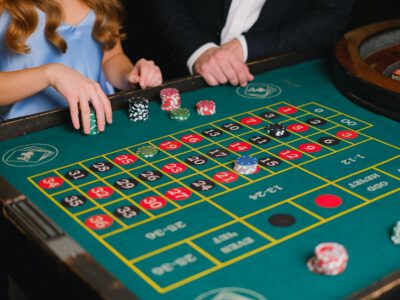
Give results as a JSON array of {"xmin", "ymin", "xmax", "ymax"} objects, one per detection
[
  {"xmin": 196, "ymin": 100, "xmax": 216, "ymax": 116},
  {"xmin": 160, "ymin": 88, "xmax": 181, "ymax": 111},
  {"xmin": 136, "ymin": 145, "xmax": 158, "ymax": 158},
  {"xmin": 391, "ymin": 68, "xmax": 400, "ymax": 81},
  {"xmin": 88, "ymin": 108, "xmax": 100, "ymax": 135},
  {"xmin": 128, "ymin": 96, "xmax": 149, "ymax": 122},
  {"xmin": 170, "ymin": 108, "xmax": 190, "ymax": 121},
  {"xmin": 391, "ymin": 221, "xmax": 400, "ymax": 245},
  {"xmin": 307, "ymin": 242, "xmax": 348, "ymax": 276},
  {"xmin": 266, "ymin": 123, "xmax": 287, "ymax": 137},
  {"xmin": 234, "ymin": 155, "xmax": 258, "ymax": 175}
]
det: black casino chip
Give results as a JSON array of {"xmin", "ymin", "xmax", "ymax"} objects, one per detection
[
  {"xmin": 265, "ymin": 123, "xmax": 289, "ymax": 138},
  {"xmin": 128, "ymin": 96, "xmax": 149, "ymax": 122}
]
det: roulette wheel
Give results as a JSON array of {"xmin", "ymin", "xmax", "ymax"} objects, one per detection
[{"xmin": 334, "ymin": 19, "xmax": 400, "ymax": 121}]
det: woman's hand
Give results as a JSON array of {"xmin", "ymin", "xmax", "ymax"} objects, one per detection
[
  {"xmin": 127, "ymin": 59, "xmax": 162, "ymax": 89},
  {"xmin": 45, "ymin": 63, "xmax": 112, "ymax": 134}
]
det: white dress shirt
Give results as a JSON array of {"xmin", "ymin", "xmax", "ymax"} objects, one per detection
[{"xmin": 187, "ymin": 0, "xmax": 267, "ymax": 74}]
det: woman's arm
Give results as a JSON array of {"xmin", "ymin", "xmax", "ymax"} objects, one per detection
[
  {"xmin": 0, "ymin": 66, "xmax": 51, "ymax": 105},
  {"xmin": 0, "ymin": 64, "xmax": 112, "ymax": 134}
]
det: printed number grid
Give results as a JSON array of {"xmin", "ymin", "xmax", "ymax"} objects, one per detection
[{"xmin": 28, "ymin": 101, "xmax": 400, "ymax": 293}]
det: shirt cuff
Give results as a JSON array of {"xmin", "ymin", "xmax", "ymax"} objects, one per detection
[
  {"xmin": 237, "ymin": 35, "xmax": 248, "ymax": 62},
  {"xmin": 187, "ymin": 43, "xmax": 218, "ymax": 75}
]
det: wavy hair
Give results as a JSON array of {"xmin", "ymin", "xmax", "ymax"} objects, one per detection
[{"xmin": 3, "ymin": 0, "xmax": 124, "ymax": 54}]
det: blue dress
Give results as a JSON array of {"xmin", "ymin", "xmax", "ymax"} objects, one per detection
[{"xmin": 0, "ymin": 9, "xmax": 115, "ymax": 120}]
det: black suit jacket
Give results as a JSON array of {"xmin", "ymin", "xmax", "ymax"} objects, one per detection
[{"xmin": 155, "ymin": 0, "xmax": 352, "ymax": 74}]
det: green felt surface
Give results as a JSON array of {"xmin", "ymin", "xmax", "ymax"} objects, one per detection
[{"xmin": 1, "ymin": 59, "xmax": 400, "ymax": 300}]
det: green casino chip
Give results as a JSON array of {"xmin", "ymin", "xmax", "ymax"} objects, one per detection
[
  {"xmin": 170, "ymin": 108, "xmax": 190, "ymax": 121},
  {"xmin": 88, "ymin": 108, "xmax": 100, "ymax": 135},
  {"xmin": 136, "ymin": 145, "xmax": 158, "ymax": 158}
]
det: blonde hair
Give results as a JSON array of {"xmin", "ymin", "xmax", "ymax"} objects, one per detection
[{"xmin": 3, "ymin": 0, "xmax": 124, "ymax": 54}]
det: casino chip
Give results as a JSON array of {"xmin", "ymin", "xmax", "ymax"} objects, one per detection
[
  {"xmin": 170, "ymin": 108, "xmax": 190, "ymax": 121},
  {"xmin": 391, "ymin": 220, "xmax": 400, "ymax": 245},
  {"xmin": 266, "ymin": 123, "xmax": 287, "ymax": 137},
  {"xmin": 160, "ymin": 88, "xmax": 180, "ymax": 111},
  {"xmin": 234, "ymin": 155, "xmax": 258, "ymax": 175},
  {"xmin": 391, "ymin": 68, "xmax": 400, "ymax": 81},
  {"xmin": 196, "ymin": 100, "xmax": 216, "ymax": 116},
  {"xmin": 307, "ymin": 242, "xmax": 348, "ymax": 275},
  {"xmin": 128, "ymin": 96, "xmax": 149, "ymax": 122},
  {"xmin": 136, "ymin": 145, "xmax": 158, "ymax": 158},
  {"xmin": 87, "ymin": 108, "xmax": 100, "ymax": 135}
]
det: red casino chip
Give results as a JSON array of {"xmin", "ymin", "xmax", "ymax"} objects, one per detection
[
  {"xmin": 39, "ymin": 176, "xmax": 64, "ymax": 189},
  {"xmin": 298, "ymin": 143, "xmax": 322, "ymax": 153},
  {"xmin": 277, "ymin": 106, "xmax": 298, "ymax": 114},
  {"xmin": 113, "ymin": 154, "xmax": 137, "ymax": 165},
  {"xmin": 88, "ymin": 186, "xmax": 114, "ymax": 199},
  {"xmin": 228, "ymin": 142, "xmax": 252, "ymax": 152},
  {"xmin": 85, "ymin": 214, "xmax": 113, "ymax": 230},
  {"xmin": 279, "ymin": 149, "xmax": 302, "ymax": 160},
  {"xmin": 196, "ymin": 100, "xmax": 216, "ymax": 115},
  {"xmin": 336, "ymin": 130, "xmax": 358, "ymax": 140},
  {"xmin": 162, "ymin": 162, "xmax": 187, "ymax": 174},
  {"xmin": 159, "ymin": 140, "xmax": 182, "ymax": 151},
  {"xmin": 160, "ymin": 88, "xmax": 180, "ymax": 111},
  {"xmin": 288, "ymin": 123, "xmax": 310, "ymax": 133},
  {"xmin": 140, "ymin": 196, "xmax": 167, "ymax": 210},
  {"xmin": 165, "ymin": 187, "xmax": 192, "ymax": 201},
  {"xmin": 180, "ymin": 134, "xmax": 203, "ymax": 144},
  {"xmin": 213, "ymin": 171, "xmax": 239, "ymax": 183},
  {"xmin": 241, "ymin": 117, "xmax": 262, "ymax": 126}
]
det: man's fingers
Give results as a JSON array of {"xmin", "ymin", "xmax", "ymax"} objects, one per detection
[
  {"xmin": 219, "ymin": 56, "xmax": 240, "ymax": 86},
  {"xmin": 230, "ymin": 58, "xmax": 250, "ymax": 87},
  {"xmin": 205, "ymin": 58, "xmax": 228, "ymax": 85},
  {"xmin": 203, "ymin": 72, "xmax": 219, "ymax": 86}
]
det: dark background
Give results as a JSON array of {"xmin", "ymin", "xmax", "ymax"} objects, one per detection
[{"xmin": 121, "ymin": 0, "xmax": 400, "ymax": 81}]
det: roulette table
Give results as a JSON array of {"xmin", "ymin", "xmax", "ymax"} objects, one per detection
[{"xmin": 1, "ymin": 52, "xmax": 400, "ymax": 300}]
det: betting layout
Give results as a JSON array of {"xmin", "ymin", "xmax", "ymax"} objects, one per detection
[{"xmin": 29, "ymin": 101, "xmax": 400, "ymax": 294}]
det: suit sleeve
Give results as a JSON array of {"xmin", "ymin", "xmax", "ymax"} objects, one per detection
[
  {"xmin": 154, "ymin": 0, "xmax": 217, "ymax": 65},
  {"xmin": 244, "ymin": 0, "xmax": 353, "ymax": 61}
]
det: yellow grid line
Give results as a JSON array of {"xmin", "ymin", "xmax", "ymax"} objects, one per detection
[
  {"xmin": 78, "ymin": 162, "xmax": 155, "ymax": 218},
  {"xmin": 26, "ymin": 101, "xmax": 400, "ymax": 294},
  {"xmin": 27, "ymin": 177, "xmax": 164, "ymax": 293}
]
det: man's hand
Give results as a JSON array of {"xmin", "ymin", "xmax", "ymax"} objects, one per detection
[{"xmin": 193, "ymin": 39, "xmax": 254, "ymax": 86}]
